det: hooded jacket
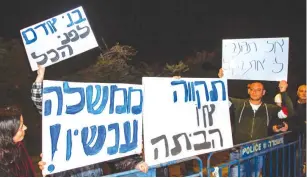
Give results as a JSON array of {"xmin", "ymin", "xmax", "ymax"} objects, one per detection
[{"xmin": 230, "ymin": 92, "xmax": 294, "ymax": 145}]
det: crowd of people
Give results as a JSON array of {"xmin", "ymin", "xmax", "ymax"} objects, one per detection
[{"xmin": 0, "ymin": 65, "xmax": 305, "ymax": 177}]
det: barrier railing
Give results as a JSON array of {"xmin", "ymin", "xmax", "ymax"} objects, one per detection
[
  {"xmin": 104, "ymin": 156, "xmax": 203, "ymax": 177},
  {"xmin": 206, "ymin": 131, "xmax": 304, "ymax": 177},
  {"xmin": 104, "ymin": 132, "xmax": 305, "ymax": 177}
]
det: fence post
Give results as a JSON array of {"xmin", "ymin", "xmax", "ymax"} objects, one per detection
[{"xmin": 298, "ymin": 134, "xmax": 302, "ymax": 177}]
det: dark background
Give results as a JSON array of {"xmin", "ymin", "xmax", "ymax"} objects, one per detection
[{"xmin": 0, "ymin": 0, "xmax": 305, "ymax": 155}]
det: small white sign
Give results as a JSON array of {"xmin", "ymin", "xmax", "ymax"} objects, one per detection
[
  {"xmin": 20, "ymin": 6, "xmax": 98, "ymax": 71},
  {"xmin": 222, "ymin": 37, "xmax": 289, "ymax": 81}
]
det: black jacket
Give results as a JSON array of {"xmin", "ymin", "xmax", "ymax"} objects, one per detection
[{"xmin": 230, "ymin": 92, "xmax": 294, "ymax": 145}]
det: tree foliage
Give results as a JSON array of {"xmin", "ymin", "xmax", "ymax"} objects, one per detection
[
  {"xmin": 60, "ymin": 43, "xmax": 139, "ymax": 83},
  {"xmin": 164, "ymin": 60, "xmax": 189, "ymax": 76}
]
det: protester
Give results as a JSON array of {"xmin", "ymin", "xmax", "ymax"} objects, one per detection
[
  {"xmin": 0, "ymin": 108, "xmax": 36, "ymax": 177},
  {"xmin": 290, "ymin": 84, "xmax": 306, "ymax": 137},
  {"xmin": 32, "ymin": 65, "xmax": 148, "ymax": 176},
  {"xmin": 218, "ymin": 68, "xmax": 294, "ymax": 177},
  {"xmin": 266, "ymin": 84, "xmax": 306, "ymax": 177}
]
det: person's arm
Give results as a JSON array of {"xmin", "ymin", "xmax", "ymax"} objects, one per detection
[
  {"xmin": 31, "ymin": 66, "xmax": 45, "ymax": 115},
  {"xmin": 113, "ymin": 155, "xmax": 148, "ymax": 173},
  {"xmin": 276, "ymin": 81, "xmax": 294, "ymax": 119},
  {"xmin": 272, "ymin": 81, "xmax": 293, "ymax": 133},
  {"xmin": 31, "ymin": 82, "xmax": 43, "ymax": 114},
  {"xmin": 280, "ymin": 92, "xmax": 294, "ymax": 118}
]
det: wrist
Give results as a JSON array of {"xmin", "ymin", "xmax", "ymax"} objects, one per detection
[
  {"xmin": 279, "ymin": 90, "xmax": 286, "ymax": 93},
  {"xmin": 35, "ymin": 76, "xmax": 44, "ymax": 83}
]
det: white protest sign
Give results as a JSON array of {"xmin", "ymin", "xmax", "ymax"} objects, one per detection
[
  {"xmin": 20, "ymin": 6, "xmax": 98, "ymax": 71},
  {"xmin": 42, "ymin": 80, "xmax": 143, "ymax": 175},
  {"xmin": 222, "ymin": 37, "xmax": 289, "ymax": 81},
  {"xmin": 142, "ymin": 77, "xmax": 233, "ymax": 166}
]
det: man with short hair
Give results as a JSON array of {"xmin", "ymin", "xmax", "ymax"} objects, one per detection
[{"xmin": 218, "ymin": 68, "xmax": 294, "ymax": 177}]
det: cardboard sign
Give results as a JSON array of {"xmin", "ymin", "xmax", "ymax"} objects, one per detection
[
  {"xmin": 42, "ymin": 80, "xmax": 143, "ymax": 175},
  {"xmin": 142, "ymin": 77, "xmax": 233, "ymax": 166},
  {"xmin": 20, "ymin": 6, "xmax": 98, "ymax": 71},
  {"xmin": 222, "ymin": 37, "xmax": 289, "ymax": 81}
]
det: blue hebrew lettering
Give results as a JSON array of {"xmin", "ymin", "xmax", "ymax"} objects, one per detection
[
  {"xmin": 50, "ymin": 124, "xmax": 61, "ymax": 160},
  {"xmin": 119, "ymin": 120, "xmax": 138, "ymax": 153},
  {"xmin": 66, "ymin": 9, "xmax": 87, "ymax": 27},
  {"xmin": 194, "ymin": 81, "xmax": 210, "ymax": 109},
  {"xmin": 171, "ymin": 80, "xmax": 188, "ymax": 103},
  {"xmin": 86, "ymin": 85, "xmax": 109, "ymax": 115},
  {"xmin": 66, "ymin": 129, "xmax": 72, "ymax": 161},
  {"xmin": 34, "ymin": 23, "xmax": 49, "ymax": 35},
  {"xmin": 66, "ymin": 13, "xmax": 74, "ymax": 27},
  {"xmin": 21, "ymin": 28, "xmax": 37, "ymax": 45},
  {"xmin": 48, "ymin": 124, "xmax": 61, "ymax": 173},
  {"xmin": 81, "ymin": 125, "xmax": 106, "ymax": 156},
  {"xmin": 109, "ymin": 85, "xmax": 128, "ymax": 114},
  {"xmin": 63, "ymin": 82, "xmax": 85, "ymax": 114},
  {"xmin": 187, "ymin": 82, "xmax": 193, "ymax": 101},
  {"xmin": 210, "ymin": 80, "xmax": 226, "ymax": 101},
  {"xmin": 107, "ymin": 123, "xmax": 120, "ymax": 155},
  {"xmin": 190, "ymin": 81, "xmax": 196, "ymax": 101},
  {"xmin": 46, "ymin": 18, "xmax": 57, "ymax": 33},
  {"xmin": 72, "ymin": 9, "xmax": 87, "ymax": 24},
  {"xmin": 127, "ymin": 87, "xmax": 143, "ymax": 115},
  {"xmin": 43, "ymin": 86, "xmax": 63, "ymax": 116}
]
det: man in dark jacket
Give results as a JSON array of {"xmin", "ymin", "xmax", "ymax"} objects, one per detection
[
  {"xmin": 218, "ymin": 68, "xmax": 294, "ymax": 177},
  {"xmin": 267, "ymin": 84, "xmax": 306, "ymax": 177},
  {"xmin": 290, "ymin": 84, "xmax": 306, "ymax": 138}
]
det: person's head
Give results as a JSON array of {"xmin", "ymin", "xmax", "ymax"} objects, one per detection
[
  {"xmin": 274, "ymin": 93, "xmax": 282, "ymax": 107},
  {"xmin": 248, "ymin": 82, "xmax": 266, "ymax": 102},
  {"xmin": 247, "ymin": 84, "xmax": 251, "ymax": 94},
  {"xmin": 0, "ymin": 114, "xmax": 27, "ymax": 165},
  {"xmin": 297, "ymin": 84, "xmax": 306, "ymax": 103}
]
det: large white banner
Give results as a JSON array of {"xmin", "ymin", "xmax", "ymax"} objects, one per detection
[
  {"xmin": 222, "ymin": 37, "xmax": 289, "ymax": 81},
  {"xmin": 20, "ymin": 6, "xmax": 98, "ymax": 71},
  {"xmin": 142, "ymin": 77, "xmax": 233, "ymax": 166},
  {"xmin": 42, "ymin": 80, "xmax": 143, "ymax": 175}
]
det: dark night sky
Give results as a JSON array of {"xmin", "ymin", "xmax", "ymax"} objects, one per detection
[
  {"xmin": 0, "ymin": 0, "xmax": 305, "ymax": 156},
  {"xmin": 0, "ymin": 0, "xmax": 305, "ymax": 62},
  {"xmin": 0, "ymin": 0, "xmax": 306, "ymax": 84}
]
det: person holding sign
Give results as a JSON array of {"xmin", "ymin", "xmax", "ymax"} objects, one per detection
[
  {"xmin": 0, "ymin": 108, "xmax": 36, "ymax": 177},
  {"xmin": 31, "ymin": 65, "xmax": 148, "ymax": 176},
  {"xmin": 218, "ymin": 68, "xmax": 294, "ymax": 177},
  {"xmin": 267, "ymin": 85, "xmax": 306, "ymax": 177}
]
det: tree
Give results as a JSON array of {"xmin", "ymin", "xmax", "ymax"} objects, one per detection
[
  {"xmin": 60, "ymin": 43, "xmax": 140, "ymax": 83},
  {"xmin": 164, "ymin": 60, "xmax": 189, "ymax": 76}
]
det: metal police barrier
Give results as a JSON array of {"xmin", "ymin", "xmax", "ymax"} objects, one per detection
[
  {"xmin": 104, "ymin": 156, "xmax": 203, "ymax": 177},
  {"xmin": 205, "ymin": 131, "xmax": 304, "ymax": 177}
]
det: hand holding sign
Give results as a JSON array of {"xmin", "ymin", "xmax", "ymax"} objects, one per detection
[
  {"xmin": 218, "ymin": 68, "xmax": 224, "ymax": 78},
  {"xmin": 35, "ymin": 65, "xmax": 45, "ymax": 83},
  {"xmin": 278, "ymin": 80, "xmax": 288, "ymax": 93},
  {"xmin": 135, "ymin": 161, "xmax": 149, "ymax": 173},
  {"xmin": 38, "ymin": 153, "xmax": 46, "ymax": 177}
]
